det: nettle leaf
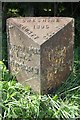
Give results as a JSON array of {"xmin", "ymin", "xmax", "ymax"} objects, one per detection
[
  {"xmin": 52, "ymin": 94, "xmax": 58, "ymax": 101},
  {"xmin": 10, "ymin": 92, "xmax": 17, "ymax": 98}
]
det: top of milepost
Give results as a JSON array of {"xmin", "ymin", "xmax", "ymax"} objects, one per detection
[{"xmin": 7, "ymin": 17, "xmax": 74, "ymax": 45}]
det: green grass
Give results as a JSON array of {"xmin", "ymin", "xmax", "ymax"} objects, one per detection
[
  {"xmin": 0, "ymin": 20, "xmax": 2, "ymax": 61},
  {"xmin": 0, "ymin": 48, "xmax": 80, "ymax": 120}
]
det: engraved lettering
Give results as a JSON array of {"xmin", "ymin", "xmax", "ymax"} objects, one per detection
[
  {"xmin": 48, "ymin": 19, "xmax": 50, "ymax": 22},
  {"xmin": 32, "ymin": 19, "xmax": 36, "ymax": 22},
  {"xmin": 41, "ymin": 25, "xmax": 45, "ymax": 29},
  {"xmin": 25, "ymin": 28, "xmax": 29, "ymax": 32},
  {"xmin": 28, "ymin": 31, "xmax": 33, "ymax": 34},
  {"xmin": 34, "ymin": 67, "xmax": 39, "ymax": 74},
  {"xmin": 23, "ymin": 20, "xmax": 25, "ymax": 23},
  {"xmin": 19, "ymin": 24, "xmax": 23, "ymax": 28},
  {"xmin": 27, "ymin": 19, "xmax": 31, "ymax": 22},
  {"xmin": 22, "ymin": 26, "xmax": 26, "ymax": 30},
  {"xmin": 34, "ymin": 36, "xmax": 39, "ymax": 39},
  {"xmin": 11, "ymin": 59, "xmax": 39, "ymax": 74},
  {"xmin": 38, "ymin": 20, "xmax": 41, "ymax": 22},
  {"xmin": 46, "ymin": 25, "xmax": 49, "ymax": 29},
  {"xmin": 37, "ymin": 25, "xmax": 40, "ymax": 29},
  {"xmin": 46, "ymin": 46, "xmax": 67, "ymax": 73},
  {"xmin": 33, "ymin": 25, "xmax": 36, "ymax": 29},
  {"xmin": 33, "ymin": 25, "xmax": 49, "ymax": 29},
  {"xmin": 31, "ymin": 34, "xmax": 36, "ymax": 37},
  {"xmin": 43, "ymin": 19, "xmax": 46, "ymax": 22}
]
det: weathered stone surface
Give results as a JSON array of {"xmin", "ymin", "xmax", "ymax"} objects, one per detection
[{"xmin": 7, "ymin": 17, "xmax": 74, "ymax": 94}]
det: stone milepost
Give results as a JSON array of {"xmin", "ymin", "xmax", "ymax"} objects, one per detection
[{"xmin": 7, "ymin": 17, "xmax": 74, "ymax": 94}]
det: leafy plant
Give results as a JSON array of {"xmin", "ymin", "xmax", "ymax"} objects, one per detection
[
  {"xmin": 0, "ymin": 61, "xmax": 40, "ymax": 119},
  {"xmin": 7, "ymin": 8, "xmax": 19, "ymax": 17}
]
